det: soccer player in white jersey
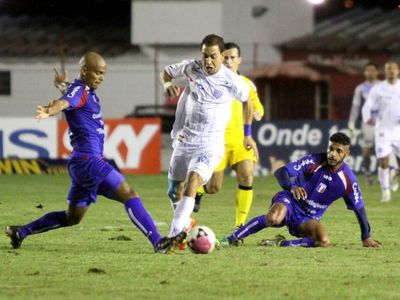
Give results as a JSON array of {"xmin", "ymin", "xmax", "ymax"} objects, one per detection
[
  {"xmin": 160, "ymin": 34, "xmax": 256, "ymax": 250},
  {"xmin": 348, "ymin": 63, "xmax": 379, "ymax": 184},
  {"xmin": 362, "ymin": 61, "xmax": 400, "ymax": 202}
]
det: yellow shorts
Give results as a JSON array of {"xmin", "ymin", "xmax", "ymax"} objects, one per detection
[{"xmin": 214, "ymin": 142, "xmax": 257, "ymax": 172}]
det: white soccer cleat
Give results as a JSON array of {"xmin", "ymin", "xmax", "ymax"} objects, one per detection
[{"xmin": 381, "ymin": 189, "xmax": 391, "ymax": 203}]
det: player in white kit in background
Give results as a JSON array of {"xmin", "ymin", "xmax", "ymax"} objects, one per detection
[
  {"xmin": 348, "ymin": 63, "xmax": 379, "ymax": 185},
  {"xmin": 161, "ymin": 34, "xmax": 257, "ymax": 247},
  {"xmin": 362, "ymin": 61, "xmax": 400, "ymax": 202}
]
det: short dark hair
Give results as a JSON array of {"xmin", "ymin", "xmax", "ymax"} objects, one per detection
[
  {"xmin": 201, "ymin": 34, "xmax": 225, "ymax": 53},
  {"xmin": 364, "ymin": 62, "xmax": 377, "ymax": 69},
  {"xmin": 329, "ymin": 132, "xmax": 350, "ymax": 146},
  {"xmin": 224, "ymin": 42, "xmax": 241, "ymax": 57}
]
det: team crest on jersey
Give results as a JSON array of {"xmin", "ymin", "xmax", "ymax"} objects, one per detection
[
  {"xmin": 317, "ymin": 183, "xmax": 327, "ymax": 193},
  {"xmin": 213, "ymin": 89, "xmax": 223, "ymax": 98}
]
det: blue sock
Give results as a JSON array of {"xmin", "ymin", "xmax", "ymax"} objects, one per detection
[
  {"xmin": 124, "ymin": 197, "xmax": 162, "ymax": 248},
  {"xmin": 18, "ymin": 211, "xmax": 69, "ymax": 239},
  {"xmin": 280, "ymin": 237, "xmax": 315, "ymax": 247},
  {"xmin": 228, "ymin": 215, "xmax": 267, "ymax": 243}
]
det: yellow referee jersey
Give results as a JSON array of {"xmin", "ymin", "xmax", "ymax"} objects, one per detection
[{"xmin": 224, "ymin": 75, "xmax": 264, "ymax": 148}]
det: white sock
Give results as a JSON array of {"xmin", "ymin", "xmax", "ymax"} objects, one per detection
[
  {"xmin": 169, "ymin": 196, "xmax": 195, "ymax": 237},
  {"xmin": 378, "ymin": 167, "xmax": 390, "ymax": 190}
]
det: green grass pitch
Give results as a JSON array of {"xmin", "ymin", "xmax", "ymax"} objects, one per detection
[{"xmin": 1, "ymin": 174, "xmax": 400, "ymax": 300}]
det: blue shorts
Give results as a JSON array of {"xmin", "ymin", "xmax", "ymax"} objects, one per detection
[
  {"xmin": 67, "ymin": 157, "xmax": 124, "ymax": 207},
  {"xmin": 270, "ymin": 191, "xmax": 313, "ymax": 237}
]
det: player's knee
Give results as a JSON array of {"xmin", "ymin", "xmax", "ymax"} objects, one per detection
[
  {"xmin": 66, "ymin": 215, "xmax": 81, "ymax": 226},
  {"xmin": 316, "ymin": 237, "xmax": 330, "ymax": 247},
  {"xmin": 266, "ymin": 211, "xmax": 281, "ymax": 227},
  {"xmin": 315, "ymin": 232, "xmax": 330, "ymax": 247},
  {"xmin": 237, "ymin": 173, "xmax": 253, "ymax": 187},
  {"xmin": 206, "ymin": 182, "xmax": 221, "ymax": 194},
  {"xmin": 266, "ymin": 204, "xmax": 286, "ymax": 226},
  {"xmin": 114, "ymin": 181, "xmax": 137, "ymax": 202}
]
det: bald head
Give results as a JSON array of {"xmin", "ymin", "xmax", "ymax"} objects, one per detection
[
  {"xmin": 79, "ymin": 52, "xmax": 106, "ymax": 69},
  {"xmin": 79, "ymin": 52, "xmax": 106, "ymax": 89}
]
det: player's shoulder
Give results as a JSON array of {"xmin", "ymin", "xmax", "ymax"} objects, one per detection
[
  {"xmin": 290, "ymin": 153, "xmax": 322, "ymax": 170},
  {"xmin": 373, "ymin": 80, "xmax": 386, "ymax": 90},
  {"xmin": 240, "ymin": 75, "xmax": 257, "ymax": 90},
  {"xmin": 63, "ymin": 79, "xmax": 86, "ymax": 98},
  {"xmin": 220, "ymin": 65, "xmax": 246, "ymax": 84},
  {"xmin": 338, "ymin": 162, "xmax": 357, "ymax": 181}
]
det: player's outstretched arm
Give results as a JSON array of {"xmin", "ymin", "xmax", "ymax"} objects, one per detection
[
  {"xmin": 36, "ymin": 99, "xmax": 69, "ymax": 120},
  {"xmin": 53, "ymin": 67, "xmax": 70, "ymax": 94}
]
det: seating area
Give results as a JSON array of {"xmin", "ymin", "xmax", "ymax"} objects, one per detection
[{"xmin": 0, "ymin": 14, "xmax": 138, "ymax": 57}]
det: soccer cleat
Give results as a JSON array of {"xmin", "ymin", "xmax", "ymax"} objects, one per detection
[
  {"xmin": 215, "ymin": 236, "xmax": 240, "ymax": 249},
  {"xmin": 5, "ymin": 225, "xmax": 24, "ymax": 249},
  {"xmin": 257, "ymin": 234, "xmax": 286, "ymax": 247},
  {"xmin": 183, "ymin": 218, "xmax": 197, "ymax": 233},
  {"xmin": 216, "ymin": 236, "xmax": 231, "ymax": 249},
  {"xmin": 193, "ymin": 192, "xmax": 204, "ymax": 213},
  {"xmin": 171, "ymin": 231, "xmax": 187, "ymax": 251},
  {"xmin": 177, "ymin": 218, "xmax": 197, "ymax": 250},
  {"xmin": 154, "ymin": 236, "xmax": 173, "ymax": 254},
  {"xmin": 176, "ymin": 239, "xmax": 187, "ymax": 250},
  {"xmin": 381, "ymin": 189, "xmax": 391, "ymax": 203},
  {"xmin": 154, "ymin": 232, "xmax": 187, "ymax": 254}
]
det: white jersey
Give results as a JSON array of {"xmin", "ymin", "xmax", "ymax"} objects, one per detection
[
  {"xmin": 362, "ymin": 80, "xmax": 400, "ymax": 132},
  {"xmin": 165, "ymin": 59, "xmax": 249, "ymax": 149},
  {"xmin": 349, "ymin": 81, "xmax": 378, "ymax": 125}
]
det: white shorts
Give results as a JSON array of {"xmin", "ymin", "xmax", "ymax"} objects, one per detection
[
  {"xmin": 361, "ymin": 123, "xmax": 374, "ymax": 148},
  {"xmin": 168, "ymin": 145, "xmax": 224, "ymax": 184},
  {"xmin": 374, "ymin": 127, "xmax": 400, "ymax": 159}
]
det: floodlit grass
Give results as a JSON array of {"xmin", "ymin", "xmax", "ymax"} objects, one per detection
[{"xmin": 1, "ymin": 174, "xmax": 399, "ymax": 300}]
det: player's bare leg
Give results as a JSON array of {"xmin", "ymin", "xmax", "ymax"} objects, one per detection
[{"xmin": 296, "ymin": 220, "xmax": 330, "ymax": 247}]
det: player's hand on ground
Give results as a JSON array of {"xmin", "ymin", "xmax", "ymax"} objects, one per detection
[
  {"xmin": 291, "ymin": 186, "xmax": 307, "ymax": 200},
  {"xmin": 362, "ymin": 238, "xmax": 381, "ymax": 248},
  {"xmin": 36, "ymin": 105, "xmax": 50, "ymax": 120},
  {"xmin": 244, "ymin": 136, "xmax": 259, "ymax": 160}
]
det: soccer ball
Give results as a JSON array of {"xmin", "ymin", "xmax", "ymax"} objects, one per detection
[{"xmin": 186, "ymin": 225, "xmax": 216, "ymax": 254}]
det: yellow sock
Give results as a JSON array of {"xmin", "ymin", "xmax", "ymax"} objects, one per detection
[
  {"xmin": 197, "ymin": 185, "xmax": 205, "ymax": 195},
  {"xmin": 235, "ymin": 186, "xmax": 253, "ymax": 227}
]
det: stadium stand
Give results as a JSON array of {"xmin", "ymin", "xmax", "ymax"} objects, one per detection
[{"xmin": 0, "ymin": 14, "xmax": 139, "ymax": 57}]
